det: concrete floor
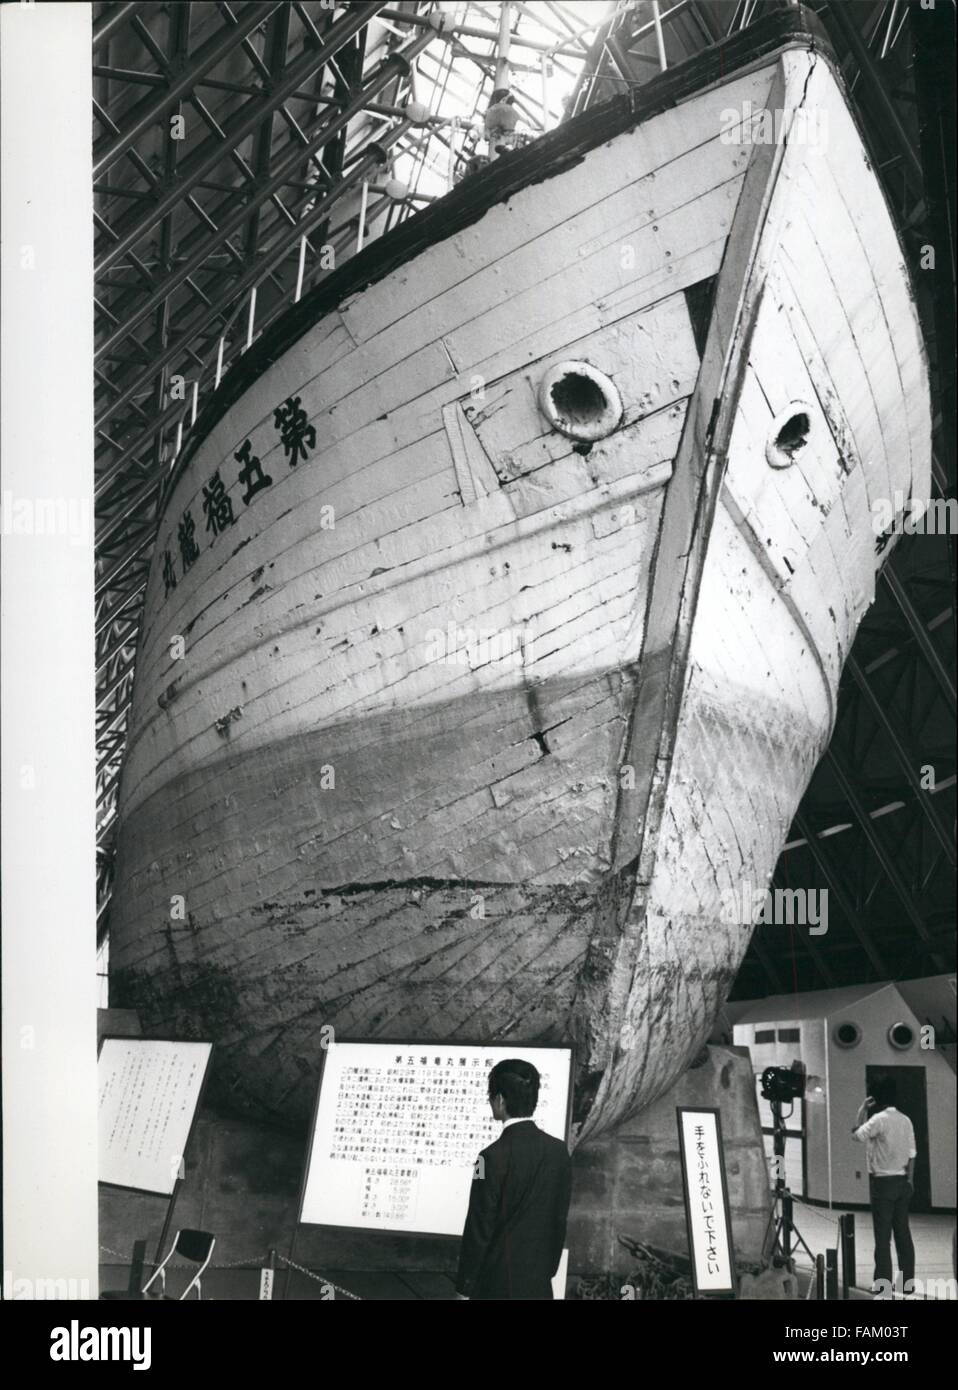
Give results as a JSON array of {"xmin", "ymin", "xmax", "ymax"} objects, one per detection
[
  {"xmin": 101, "ymin": 1207, "xmax": 956, "ymax": 1300},
  {"xmin": 785, "ymin": 1201, "xmax": 956, "ymax": 1298},
  {"xmin": 99, "ymin": 1218, "xmax": 958, "ymax": 1299},
  {"xmin": 99, "ymin": 1264, "xmax": 460, "ymax": 1300}
]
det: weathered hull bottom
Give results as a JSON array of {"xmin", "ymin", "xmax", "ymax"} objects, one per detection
[{"xmin": 111, "ymin": 667, "xmax": 816, "ymax": 1130}]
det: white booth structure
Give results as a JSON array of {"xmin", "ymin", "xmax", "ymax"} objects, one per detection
[{"xmin": 732, "ymin": 980, "xmax": 956, "ymax": 1211}]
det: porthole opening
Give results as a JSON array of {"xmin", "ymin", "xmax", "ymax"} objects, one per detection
[
  {"xmin": 776, "ymin": 412, "xmax": 810, "ymax": 456},
  {"xmin": 888, "ymin": 1021, "xmax": 915, "ymax": 1051},
  {"xmin": 767, "ymin": 401, "xmax": 813, "ymax": 468},
  {"xmin": 550, "ymin": 373, "xmax": 608, "ymax": 428},
  {"xmin": 538, "ymin": 360, "xmax": 622, "ymax": 443},
  {"xmin": 834, "ymin": 1021, "xmax": 862, "ymax": 1049}
]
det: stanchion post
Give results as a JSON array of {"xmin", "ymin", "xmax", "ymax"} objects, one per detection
[
  {"xmin": 153, "ymin": 1174, "xmax": 182, "ymax": 1272},
  {"xmin": 825, "ymin": 1247, "xmax": 838, "ymax": 1300},
  {"xmin": 282, "ymin": 1226, "xmax": 299, "ymax": 1300},
  {"xmin": 840, "ymin": 1213, "xmax": 856, "ymax": 1296},
  {"xmin": 127, "ymin": 1238, "xmax": 147, "ymax": 1296},
  {"xmin": 259, "ymin": 1247, "xmax": 276, "ymax": 1300},
  {"xmin": 815, "ymin": 1253, "xmax": 825, "ymax": 1299}
]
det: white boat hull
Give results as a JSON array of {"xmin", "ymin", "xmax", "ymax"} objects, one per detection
[{"xmin": 108, "ymin": 24, "xmax": 930, "ymax": 1139}]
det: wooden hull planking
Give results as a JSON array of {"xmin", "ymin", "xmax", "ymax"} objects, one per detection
[{"xmin": 108, "ymin": 35, "xmax": 929, "ymax": 1139}]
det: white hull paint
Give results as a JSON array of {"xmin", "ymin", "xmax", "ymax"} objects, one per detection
[{"xmin": 109, "ymin": 34, "xmax": 929, "ymax": 1139}]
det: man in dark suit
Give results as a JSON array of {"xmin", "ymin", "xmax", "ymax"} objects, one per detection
[{"xmin": 455, "ymin": 1058, "xmax": 572, "ymax": 1300}]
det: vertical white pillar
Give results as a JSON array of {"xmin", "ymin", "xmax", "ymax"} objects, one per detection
[
  {"xmin": 356, "ymin": 178, "xmax": 369, "ymax": 253},
  {"xmin": 294, "ymin": 235, "xmax": 308, "ymax": 304},
  {"xmin": 1, "ymin": 1, "xmax": 98, "ymax": 1297},
  {"xmin": 823, "ymin": 1016, "xmax": 833, "ymax": 1211},
  {"xmin": 652, "ymin": 0, "xmax": 668, "ymax": 73},
  {"xmin": 245, "ymin": 286, "xmax": 257, "ymax": 351}
]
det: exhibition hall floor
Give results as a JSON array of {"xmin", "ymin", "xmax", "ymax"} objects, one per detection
[
  {"xmin": 789, "ymin": 1205, "xmax": 956, "ymax": 1298},
  {"xmin": 100, "ymin": 1209, "xmax": 956, "ymax": 1300},
  {"xmin": 97, "ymin": 1266, "xmax": 459, "ymax": 1300}
]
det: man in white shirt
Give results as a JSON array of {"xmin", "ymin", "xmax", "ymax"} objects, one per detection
[{"xmin": 852, "ymin": 1077, "xmax": 917, "ymax": 1293}]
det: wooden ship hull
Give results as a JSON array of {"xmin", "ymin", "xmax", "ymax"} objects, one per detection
[{"xmin": 108, "ymin": 12, "xmax": 930, "ymax": 1142}]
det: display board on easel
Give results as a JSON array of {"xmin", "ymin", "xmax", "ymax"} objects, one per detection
[
  {"xmin": 299, "ymin": 1041, "xmax": 573, "ymax": 1237},
  {"xmin": 98, "ymin": 1038, "xmax": 212, "ymax": 1196},
  {"xmin": 676, "ymin": 1106, "xmax": 737, "ymax": 1296}
]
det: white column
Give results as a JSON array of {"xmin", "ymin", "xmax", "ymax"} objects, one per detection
[
  {"xmin": 1, "ymin": 1, "xmax": 98, "ymax": 1298},
  {"xmin": 824, "ymin": 1016, "xmax": 833, "ymax": 1211}
]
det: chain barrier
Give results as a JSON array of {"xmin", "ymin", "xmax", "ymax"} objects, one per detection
[
  {"xmin": 275, "ymin": 1253, "xmax": 363, "ymax": 1300},
  {"xmin": 101, "ymin": 1242, "xmax": 364, "ymax": 1298},
  {"xmin": 98, "ymin": 1244, "xmax": 130, "ymax": 1262},
  {"xmin": 791, "ymin": 1194, "xmax": 842, "ymax": 1230},
  {"xmin": 100, "ymin": 1244, "xmax": 266, "ymax": 1271}
]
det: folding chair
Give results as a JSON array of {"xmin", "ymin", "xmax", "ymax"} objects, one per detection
[
  {"xmin": 101, "ymin": 1229, "xmax": 216, "ymax": 1300},
  {"xmin": 142, "ymin": 1229, "xmax": 216, "ymax": 1299}
]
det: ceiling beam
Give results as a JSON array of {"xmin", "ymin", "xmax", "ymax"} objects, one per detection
[
  {"xmin": 912, "ymin": 0, "xmax": 957, "ymax": 485},
  {"xmin": 95, "ymin": 579, "xmax": 148, "ymax": 641},
  {"xmin": 96, "ymin": 130, "xmax": 404, "ymax": 434},
  {"xmin": 792, "ymin": 809, "xmax": 891, "ymax": 978},
  {"xmin": 93, "ymin": 2, "xmax": 282, "ymax": 177},
  {"xmin": 96, "ymin": 1, "xmax": 384, "ymax": 275},
  {"xmin": 94, "ymin": 60, "xmax": 412, "ymax": 362},
  {"xmin": 823, "ymin": 0, "xmax": 923, "ymax": 189},
  {"xmin": 846, "ymin": 653, "xmax": 956, "ymax": 864},
  {"xmin": 824, "ymin": 747, "xmax": 945, "ymax": 971},
  {"xmin": 882, "ymin": 562, "xmax": 957, "ymax": 715},
  {"xmin": 94, "ymin": 193, "xmax": 393, "ymax": 522},
  {"xmin": 92, "ymin": 2, "xmax": 139, "ymax": 53},
  {"xmin": 744, "ymin": 931, "xmax": 787, "ymax": 995}
]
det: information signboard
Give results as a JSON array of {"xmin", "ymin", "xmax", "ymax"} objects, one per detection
[
  {"xmin": 98, "ymin": 1038, "xmax": 212, "ymax": 1196},
  {"xmin": 300, "ymin": 1040, "xmax": 573, "ymax": 1236}
]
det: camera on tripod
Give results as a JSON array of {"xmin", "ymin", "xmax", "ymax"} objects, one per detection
[
  {"xmin": 760, "ymin": 1059, "xmax": 806, "ymax": 1105},
  {"xmin": 760, "ymin": 1059, "xmax": 812, "ymax": 1267}
]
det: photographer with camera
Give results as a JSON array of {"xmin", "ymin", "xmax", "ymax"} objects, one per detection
[{"xmin": 852, "ymin": 1076, "xmax": 917, "ymax": 1295}]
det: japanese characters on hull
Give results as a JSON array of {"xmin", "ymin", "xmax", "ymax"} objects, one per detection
[
  {"xmin": 160, "ymin": 395, "xmax": 313, "ymax": 599},
  {"xmin": 300, "ymin": 1042, "xmax": 573, "ymax": 1236},
  {"xmin": 98, "ymin": 1039, "xmax": 213, "ymax": 1195}
]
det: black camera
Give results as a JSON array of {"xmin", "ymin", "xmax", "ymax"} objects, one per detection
[{"xmin": 760, "ymin": 1060, "xmax": 806, "ymax": 1104}]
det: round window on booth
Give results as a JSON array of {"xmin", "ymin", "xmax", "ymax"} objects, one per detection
[
  {"xmin": 833, "ymin": 1021, "xmax": 862, "ymax": 1049},
  {"xmin": 888, "ymin": 1021, "xmax": 915, "ymax": 1051}
]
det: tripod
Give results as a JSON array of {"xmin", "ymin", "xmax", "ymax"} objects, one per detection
[{"xmin": 762, "ymin": 1097, "xmax": 814, "ymax": 1266}]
